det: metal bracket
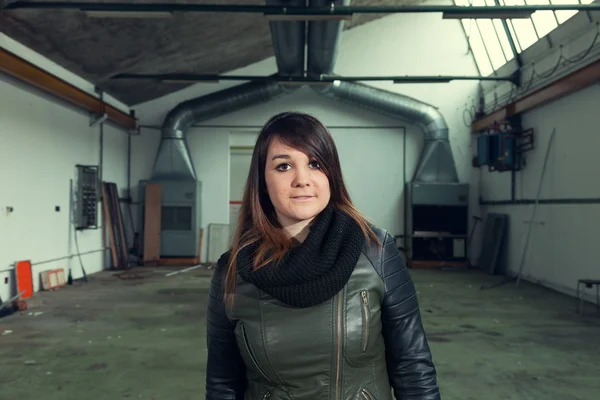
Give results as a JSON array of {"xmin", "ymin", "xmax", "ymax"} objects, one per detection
[
  {"xmin": 90, "ymin": 112, "xmax": 108, "ymax": 127},
  {"xmin": 128, "ymin": 126, "xmax": 141, "ymax": 136},
  {"xmin": 90, "ymin": 86, "xmax": 107, "ymax": 127},
  {"xmin": 509, "ymin": 69, "xmax": 522, "ymax": 87}
]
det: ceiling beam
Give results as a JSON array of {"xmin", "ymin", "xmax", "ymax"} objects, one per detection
[
  {"xmin": 4, "ymin": 2, "xmax": 600, "ymax": 19},
  {"xmin": 0, "ymin": 48, "xmax": 136, "ymax": 131},
  {"xmin": 471, "ymin": 57, "xmax": 600, "ymax": 132},
  {"xmin": 111, "ymin": 73, "xmax": 517, "ymax": 84}
]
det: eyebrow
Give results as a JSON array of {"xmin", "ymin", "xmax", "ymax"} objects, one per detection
[{"xmin": 271, "ymin": 154, "xmax": 290, "ymax": 161}]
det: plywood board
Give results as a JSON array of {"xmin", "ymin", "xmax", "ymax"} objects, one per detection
[{"xmin": 143, "ymin": 183, "xmax": 162, "ymax": 264}]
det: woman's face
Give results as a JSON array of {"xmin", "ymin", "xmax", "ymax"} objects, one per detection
[{"xmin": 264, "ymin": 138, "xmax": 330, "ymax": 231}]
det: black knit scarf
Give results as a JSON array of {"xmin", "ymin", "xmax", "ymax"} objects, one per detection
[{"xmin": 236, "ymin": 206, "xmax": 365, "ymax": 308}]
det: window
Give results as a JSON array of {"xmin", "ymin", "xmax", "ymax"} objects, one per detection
[{"xmin": 455, "ymin": 0, "xmax": 593, "ymax": 75}]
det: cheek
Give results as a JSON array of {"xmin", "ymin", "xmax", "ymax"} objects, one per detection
[
  {"xmin": 265, "ymin": 174, "xmax": 288, "ymax": 200},
  {"xmin": 315, "ymin": 174, "xmax": 331, "ymax": 196}
]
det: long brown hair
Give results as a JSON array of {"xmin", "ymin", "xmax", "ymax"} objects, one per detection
[{"xmin": 224, "ymin": 111, "xmax": 379, "ymax": 306}]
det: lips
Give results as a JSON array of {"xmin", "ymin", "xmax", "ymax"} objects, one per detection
[{"xmin": 291, "ymin": 195, "xmax": 314, "ymax": 200}]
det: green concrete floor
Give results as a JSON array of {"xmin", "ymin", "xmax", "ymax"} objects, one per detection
[{"xmin": 0, "ymin": 266, "xmax": 598, "ymax": 400}]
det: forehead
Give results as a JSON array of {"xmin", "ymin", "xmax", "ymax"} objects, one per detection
[{"xmin": 266, "ymin": 138, "xmax": 308, "ymax": 158}]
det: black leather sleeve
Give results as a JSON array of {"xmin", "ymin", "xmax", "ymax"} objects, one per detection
[
  {"xmin": 379, "ymin": 232, "xmax": 441, "ymax": 400},
  {"xmin": 205, "ymin": 256, "xmax": 247, "ymax": 400}
]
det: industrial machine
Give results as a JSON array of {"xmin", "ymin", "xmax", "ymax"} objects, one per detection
[
  {"xmin": 139, "ymin": 179, "xmax": 202, "ymax": 258},
  {"xmin": 407, "ymin": 182, "xmax": 469, "ymax": 264}
]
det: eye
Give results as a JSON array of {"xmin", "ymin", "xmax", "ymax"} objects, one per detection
[
  {"xmin": 309, "ymin": 160, "xmax": 321, "ymax": 169},
  {"xmin": 275, "ymin": 163, "xmax": 291, "ymax": 172}
]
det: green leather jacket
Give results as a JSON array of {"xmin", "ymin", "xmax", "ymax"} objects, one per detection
[{"xmin": 206, "ymin": 227, "xmax": 441, "ymax": 400}]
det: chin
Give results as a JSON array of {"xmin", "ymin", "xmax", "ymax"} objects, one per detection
[{"xmin": 285, "ymin": 205, "xmax": 326, "ymax": 224}]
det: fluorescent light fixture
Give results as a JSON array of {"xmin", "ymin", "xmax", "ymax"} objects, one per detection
[
  {"xmin": 442, "ymin": 10, "xmax": 533, "ymax": 19},
  {"xmin": 83, "ymin": 10, "xmax": 174, "ymax": 19},
  {"xmin": 264, "ymin": 13, "xmax": 352, "ymax": 21}
]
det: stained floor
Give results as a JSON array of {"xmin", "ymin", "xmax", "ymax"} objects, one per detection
[{"xmin": 0, "ymin": 266, "xmax": 598, "ymax": 400}]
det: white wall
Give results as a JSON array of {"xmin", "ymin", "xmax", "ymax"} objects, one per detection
[
  {"xmin": 230, "ymin": 148, "xmax": 253, "ymax": 203},
  {"xmin": 131, "ymin": 8, "xmax": 480, "ymax": 262},
  {"xmin": 467, "ymin": 7, "xmax": 600, "ymax": 301},
  {"xmin": 473, "ymin": 83, "xmax": 600, "ymax": 301},
  {"xmin": 0, "ymin": 73, "xmax": 129, "ymax": 301}
]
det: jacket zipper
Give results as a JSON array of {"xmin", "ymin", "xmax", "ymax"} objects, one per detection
[
  {"xmin": 262, "ymin": 390, "xmax": 271, "ymax": 400},
  {"xmin": 361, "ymin": 388, "xmax": 375, "ymax": 400},
  {"xmin": 335, "ymin": 293, "xmax": 343, "ymax": 400},
  {"xmin": 361, "ymin": 290, "xmax": 370, "ymax": 353}
]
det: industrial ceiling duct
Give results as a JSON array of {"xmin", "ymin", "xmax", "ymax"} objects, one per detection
[
  {"xmin": 152, "ymin": 0, "xmax": 306, "ymax": 181},
  {"xmin": 306, "ymin": 0, "xmax": 458, "ymax": 183},
  {"xmin": 266, "ymin": 0, "xmax": 306, "ymax": 78},
  {"xmin": 146, "ymin": 0, "xmax": 306, "ymax": 259},
  {"xmin": 307, "ymin": 0, "xmax": 350, "ymax": 77},
  {"xmin": 306, "ymin": 3, "xmax": 468, "ymax": 263},
  {"xmin": 152, "ymin": 79, "xmax": 288, "ymax": 181},
  {"xmin": 313, "ymin": 81, "xmax": 459, "ymax": 183}
]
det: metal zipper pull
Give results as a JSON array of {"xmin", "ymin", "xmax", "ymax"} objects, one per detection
[
  {"xmin": 262, "ymin": 390, "xmax": 271, "ymax": 400},
  {"xmin": 361, "ymin": 388, "xmax": 375, "ymax": 400}
]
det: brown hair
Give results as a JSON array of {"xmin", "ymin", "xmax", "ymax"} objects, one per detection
[{"xmin": 224, "ymin": 111, "xmax": 379, "ymax": 306}]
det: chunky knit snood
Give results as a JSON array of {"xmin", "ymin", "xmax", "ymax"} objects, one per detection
[{"xmin": 236, "ymin": 206, "xmax": 365, "ymax": 308}]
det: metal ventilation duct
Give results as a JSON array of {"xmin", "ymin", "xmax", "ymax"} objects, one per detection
[
  {"xmin": 306, "ymin": 0, "xmax": 459, "ymax": 183},
  {"xmin": 266, "ymin": 0, "xmax": 306, "ymax": 78},
  {"xmin": 151, "ymin": 79, "xmax": 288, "ymax": 180},
  {"xmin": 151, "ymin": 0, "xmax": 305, "ymax": 180},
  {"xmin": 307, "ymin": 0, "xmax": 350, "ymax": 77},
  {"xmin": 313, "ymin": 81, "xmax": 459, "ymax": 182}
]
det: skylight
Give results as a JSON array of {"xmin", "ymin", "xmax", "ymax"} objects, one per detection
[{"xmin": 455, "ymin": 0, "xmax": 594, "ymax": 76}]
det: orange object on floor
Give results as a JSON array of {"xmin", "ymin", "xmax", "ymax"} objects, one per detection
[{"xmin": 15, "ymin": 260, "xmax": 34, "ymax": 299}]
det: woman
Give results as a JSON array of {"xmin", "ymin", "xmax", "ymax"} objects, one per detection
[{"xmin": 206, "ymin": 112, "xmax": 440, "ymax": 400}]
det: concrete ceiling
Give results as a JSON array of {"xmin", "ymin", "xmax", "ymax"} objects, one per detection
[{"xmin": 1, "ymin": 0, "xmax": 421, "ymax": 106}]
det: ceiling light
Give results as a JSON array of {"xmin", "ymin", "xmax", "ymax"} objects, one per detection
[{"xmin": 83, "ymin": 10, "xmax": 174, "ymax": 19}]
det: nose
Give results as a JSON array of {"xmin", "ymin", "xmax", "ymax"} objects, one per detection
[{"xmin": 292, "ymin": 166, "xmax": 311, "ymax": 187}]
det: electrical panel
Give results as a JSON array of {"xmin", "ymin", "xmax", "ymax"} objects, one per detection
[
  {"xmin": 474, "ymin": 125, "xmax": 534, "ymax": 172},
  {"xmin": 477, "ymin": 135, "xmax": 490, "ymax": 166},
  {"xmin": 75, "ymin": 165, "xmax": 99, "ymax": 230},
  {"xmin": 489, "ymin": 133, "xmax": 516, "ymax": 171}
]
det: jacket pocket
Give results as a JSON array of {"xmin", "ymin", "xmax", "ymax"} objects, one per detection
[
  {"xmin": 361, "ymin": 388, "xmax": 376, "ymax": 400},
  {"xmin": 237, "ymin": 323, "xmax": 271, "ymax": 382},
  {"xmin": 344, "ymin": 289, "xmax": 382, "ymax": 367},
  {"xmin": 360, "ymin": 290, "xmax": 370, "ymax": 353}
]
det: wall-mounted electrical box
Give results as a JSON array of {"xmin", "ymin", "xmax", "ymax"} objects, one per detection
[
  {"xmin": 75, "ymin": 165, "xmax": 99, "ymax": 230},
  {"xmin": 477, "ymin": 135, "xmax": 490, "ymax": 166},
  {"xmin": 489, "ymin": 133, "xmax": 516, "ymax": 171},
  {"xmin": 474, "ymin": 128, "xmax": 534, "ymax": 172}
]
